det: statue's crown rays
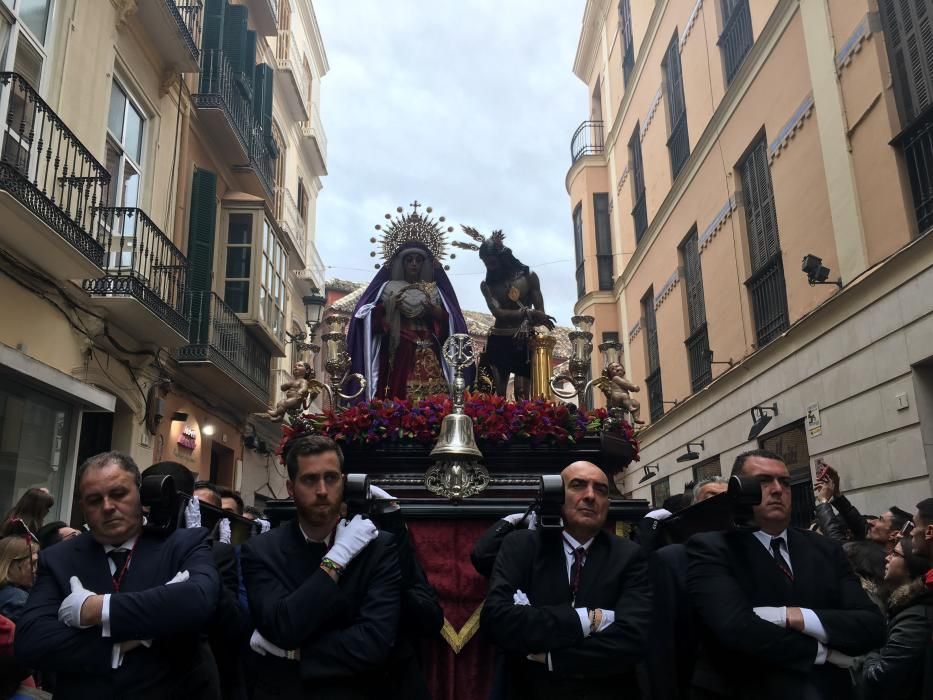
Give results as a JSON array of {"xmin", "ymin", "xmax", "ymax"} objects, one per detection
[{"xmin": 369, "ymin": 202, "xmax": 456, "ymax": 270}]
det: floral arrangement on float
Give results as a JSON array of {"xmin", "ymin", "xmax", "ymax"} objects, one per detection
[{"xmin": 277, "ymin": 393, "xmax": 638, "ymax": 462}]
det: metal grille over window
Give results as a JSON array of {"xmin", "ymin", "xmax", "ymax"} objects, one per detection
[
  {"xmin": 680, "ymin": 227, "xmax": 711, "ymax": 392},
  {"xmin": 642, "ymin": 288, "xmax": 663, "ymax": 421},
  {"xmin": 594, "ymin": 193, "xmax": 613, "ymax": 290},
  {"xmin": 619, "ymin": 0, "xmax": 635, "ymax": 87},
  {"xmin": 741, "ymin": 139, "xmax": 788, "ymax": 346},
  {"xmin": 880, "ymin": 0, "xmax": 933, "ymax": 236},
  {"xmin": 573, "ymin": 203, "xmax": 585, "ymax": 298},
  {"xmin": 663, "ymin": 34, "xmax": 689, "ymax": 180},
  {"xmin": 718, "ymin": 0, "xmax": 754, "ymax": 85},
  {"xmin": 629, "ymin": 125, "xmax": 648, "ymax": 243}
]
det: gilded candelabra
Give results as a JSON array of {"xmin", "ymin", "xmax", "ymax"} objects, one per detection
[{"xmin": 320, "ymin": 314, "xmax": 366, "ymax": 410}]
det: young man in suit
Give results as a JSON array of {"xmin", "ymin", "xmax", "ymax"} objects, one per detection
[
  {"xmin": 240, "ymin": 435, "xmax": 401, "ymax": 700},
  {"xmin": 481, "ymin": 461, "xmax": 652, "ymax": 700},
  {"xmin": 14, "ymin": 451, "xmax": 221, "ymax": 699},
  {"xmin": 687, "ymin": 449, "xmax": 886, "ymax": 700}
]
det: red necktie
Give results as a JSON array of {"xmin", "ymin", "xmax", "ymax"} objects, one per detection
[
  {"xmin": 568, "ymin": 542, "xmax": 587, "ymax": 602},
  {"xmin": 770, "ymin": 537, "xmax": 793, "ymax": 581}
]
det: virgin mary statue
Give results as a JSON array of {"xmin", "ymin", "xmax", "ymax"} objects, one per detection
[{"xmin": 347, "ymin": 204, "xmax": 471, "ymax": 401}]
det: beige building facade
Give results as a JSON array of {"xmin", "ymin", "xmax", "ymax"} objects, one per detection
[
  {"xmin": 568, "ymin": 0, "xmax": 933, "ymax": 517},
  {"xmin": 0, "ymin": 0, "xmax": 328, "ymax": 521}
]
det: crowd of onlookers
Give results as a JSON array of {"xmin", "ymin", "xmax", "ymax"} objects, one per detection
[{"xmin": 0, "ymin": 445, "xmax": 929, "ymax": 699}]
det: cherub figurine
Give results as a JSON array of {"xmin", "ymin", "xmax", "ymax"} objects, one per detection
[
  {"xmin": 592, "ymin": 361, "xmax": 644, "ymax": 425},
  {"xmin": 266, "ymin": 361, "xmax": 322, "ymax": 423}
]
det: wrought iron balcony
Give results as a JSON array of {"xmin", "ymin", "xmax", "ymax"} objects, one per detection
[
  {"xmin": 300, "ymin": 102, "xmax": 327, "ymax": 175},
  {"xmin": 894, "ymin": 107, "xmax": 933, "ymax": 236},
  {"xmin": 137, "ymin": 0, "xmax": 202, "ymax": 73},
  {"xmin": 176, "ymin": 290, "xmax": 273, "ymax": 409},
  {"xmin": 242, "ymin": 125, "xmax": 276, "ymax": 200},
  {"xmin": 685, "ymin": 323, "xmax": 712, "ymax": 393},
  {"xmin": 276, "ymin": 29, "xmax": 310, "ymax": 121},
  {"xmin": 646, "ymin": 368, "xmax": 664, "ymax": 422},
  {"xmin": 746, "ymin": 253, "xmax": 789, "ymax": 347},
  {"xmin": 83, "ymin": 208, "xmax": 189, "ymax": 346},
  {"xmin": 718, "ymin": 0, "xmax": 754, "ymax": 85},
  {"xmin": 0, "ymin": 72, "xmax": 110, "ymax": 280},
  {"xmin": 274, "ymin": 185, "xmax": 307, "ymax": 268},
  {"xmin": 570, "ymin": 120, "xmax": 605, "ymax": 164},
  {"xmin": 194, "ymin": 49, "xmax": 253, "ymax": 161}
]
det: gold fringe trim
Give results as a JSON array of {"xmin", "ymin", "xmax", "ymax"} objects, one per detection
[{"xmin": 439, "ymin": 602, "xmax": 484, "ymax": 654}]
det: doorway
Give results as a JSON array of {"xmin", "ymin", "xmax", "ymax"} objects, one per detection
[
  {"xmin": 759, "ymin": 421, "xmax": 813, "ymax": 529},
  {"xmin": 210, "ymin": 441, "xmax": 235, "ymax": 488}
]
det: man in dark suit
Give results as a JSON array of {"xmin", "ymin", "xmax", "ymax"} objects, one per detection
[
  {"xmin": 481, "ymin": 461, "xmax": 652, "ymax": 699},
  {"xmin": 687, "ymin": 448, "xmax": 886, "ymax": 700},
  {"xmin": 240, "ymin": 435, "xmax": 400, "ymax": 699},
  {"xmin": 14, "ymin": 450, "xmax": 221, "ymax": 699}
]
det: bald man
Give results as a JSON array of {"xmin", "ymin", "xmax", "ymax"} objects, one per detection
[{"xmin": 480, "ymin": 462, "xmax": 652, "ymax": 699}]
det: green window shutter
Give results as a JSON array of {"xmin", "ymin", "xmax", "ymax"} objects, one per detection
[
  {"xmin": 223, "ymin": 4, "xmax": 248, "ymax": 82},
  {"xmin": 244, "ymin": 30, "xmax": 257, "ymax": 94},
  {"xmin": 200, "ymin": 0, "xmax": 226, "ymax": 91},
  {"xmin": 255, "ymin": 63, "xmax": 274, "ymax": 140},
  {"xmin": 186, "ymin": 168, "xmax": 218, "ymax": 294}
]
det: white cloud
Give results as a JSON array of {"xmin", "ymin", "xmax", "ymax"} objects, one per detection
[{"xmin": 313, "ymin": 0, "xmax": 588, "ymax": 324}]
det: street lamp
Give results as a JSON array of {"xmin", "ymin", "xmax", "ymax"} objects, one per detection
[{"xmin": 303, "ymin": 293, "xmax": 326, "ymax": 336}]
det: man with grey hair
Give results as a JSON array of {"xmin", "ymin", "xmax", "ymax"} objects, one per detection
[
  {"xmin": 15, "ymin": 450, "xmax": 221, "ymax": 698},
  {"xmin": 693, "ymin": 476, "xmax": 729, "ymax": 503}
]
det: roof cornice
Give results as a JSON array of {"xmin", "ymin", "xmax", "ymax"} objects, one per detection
[{"xmin": 573, "ymin": 0, "xmax": 611, "ymax": 83}]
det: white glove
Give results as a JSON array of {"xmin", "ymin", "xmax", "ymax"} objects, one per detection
[
  {"xmin": 257, "ymin": 518, "xmax": 271, "ymax": 534},
  {"xmin": 645, "ymin": 508, "xmax": 673, "ymax": 521},
  {"xmin": 503, "ymin": 512, "xmax": 537, "ymax": 529},
  {"xmin": 752, "ymin": 606, "xmax": 787, "ymax": 627},
  {"xmin": 594, "ymin": 609, "xmax": 615, "ymax": 633},
  {"xmin": 326, "ymin": 515, "xmax": 378, "ymax": 568},
  {"xmin": 827, "ymin": 648, "xmax": 855, "ymax": 669},
  {"xmin": 369, "ymin": 485, "xmax": 400, "ymax": 514},
  {"xmin": 249, "ymin": 629, "xmax": 287, "ymax": 658},
  {"xmin": 218, "ymin": 518, "xmax": 232, "ymax": 544},
  {"xmin": 165, "ymin": 570, "xmax": 189, "ymax": 585},
  {"xmin": 184, "ymin": 496, "xmax": 201, "ymax": 529},
  {"xmin": 513, "ymin": 589, "xmax": 530, "ymax": 606},
  {"xmin": 58, "ymin": 576, "xmax": 95, "ymax": 629}
]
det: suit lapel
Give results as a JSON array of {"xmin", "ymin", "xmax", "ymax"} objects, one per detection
[
  {"xmin": 786, "ymin": 529, "xmax": 818, "ymax": 603},
  {"xmin": 737, "ymin": 530, "xmax": 793, "ymax": 602},
  {"xmin": 74, "ymin": 535, "xmax": 118, "ymax": 595},
  {"xmin": 534, "ymin": 534, "xmax": 571, "ymax": 605}
]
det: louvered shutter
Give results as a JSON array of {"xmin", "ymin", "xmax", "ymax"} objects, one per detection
[
  {"xmin": 244, "ymin": 30, "xmax": 257, "ymax": 96},
  {"xmin": 682, "ymin": 227, "xmax": 706, "ymax": 331},
  {"xmin": 200, "ymin": 0, "xmax": 226, "ymax": 90},
  {"xmin": 741, "ymin": 139, "xmax": 780, "ymax": 271},
  {"xmin": 223, "ymin": 4, "xmax": 248, "ymax": 95},
  {"xmin": 253, "ymin": 63, "xmax": 274, "ymax": 140},
  {"xmin": 186, "ymin": 168, "xmax": 218, "ymax": 293},
  {"xmin": 619, "ymin": 0, "xmax": 634, "ymax": 86},
  {"xmin": 629, "ymin": 128, "xmax": 644, "ymax": 195},
  {"xmin": 879, "ymin": 0, "xmax": 933, "ymax": 125}
]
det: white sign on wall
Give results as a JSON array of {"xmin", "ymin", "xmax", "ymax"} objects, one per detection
[{"xmin": 807, "ymin": 403, "xmax": 822, "ymax": 437}]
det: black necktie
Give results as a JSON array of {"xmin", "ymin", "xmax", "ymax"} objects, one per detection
[
  {"xmin": 569, "ymin": 546, "xmax": 586, "ymax": 602},
  {"xmin": 108, "ymin": 549, "xmax": 130, "ymax": 580},
  {"xmin": 306, "ymin": 540, "xmax": 327, "ymax": 563},
  {"xmin": 770, "ymin": 537, "xmax": 793, "ymax": 581}
]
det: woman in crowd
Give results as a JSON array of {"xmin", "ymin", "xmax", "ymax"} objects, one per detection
[
  {"xmin": 853, "ymin": 536, "xmax": 933, "ymax": 699},
  {"xmin": 0, "ymin": 537, "xmax": 37, "ymax": 624},
  {"xmin": 0, "ymin": 489, "xmax": 53, "ymax": 540}
]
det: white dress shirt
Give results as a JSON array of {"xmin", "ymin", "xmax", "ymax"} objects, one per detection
[
  {"xmin": 752, "ymin": 529, "xmax": 829, "ymax": 663},
  {"xmin": 100, "ymin": 535, "xmax": 142, "ymax": 669}
]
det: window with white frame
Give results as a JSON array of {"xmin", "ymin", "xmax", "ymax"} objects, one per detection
[
  {"xmin": 224, "ymin": 212, "xmax": 253, "ymax": 313},
  {"xmin": 260, "ymin": 219, "xmax": 286, "ymax": 342},
  {"xmin": 104, "ymin": 79, "xmax": 145, "ymax": 268}
]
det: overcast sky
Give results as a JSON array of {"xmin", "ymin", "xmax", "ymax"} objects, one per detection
[{"xmin": 313, "ymin": 0, "xmax": 588, "ymax": 326}]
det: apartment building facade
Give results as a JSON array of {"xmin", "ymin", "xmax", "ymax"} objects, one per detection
[
  {"xmin": 568, "ymin": 0, "xmax": 933, "ymax": 517},
  {"xmin": 0, "ymin": 0, "xmax": 328, "ymax": 521}
]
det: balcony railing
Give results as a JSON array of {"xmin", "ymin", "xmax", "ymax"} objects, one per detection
[
  {"xmin": 248, "ymin": 126, "xmax": 276, "ymax": 199},
  {"xmin": 718, "ymin": 0, "xmax": 754, "ymax": 85},
  {"xmin": 685, "ymin": 323, "xmax": 712, "ymax": 393},
  {"xmin": 301, "ymin": 101, "xmax": 327, "ymax": 170},
  {"xmin": 895, "ymin": 107, "xmax": 933, "ymax": 236},
  {"xmin": 276, "ymin": 29, "xmax": 310, "ymax": 118},
  {"xmin": 632, "ymin": 192, "xmax": 648, "ymax": 243},
  {"xmin": 170, "ymin": 0, "xmax": 202, "ymax": 62},
  {"xmin": 646, "ymin": 368, "xmax": 664, "ymax": 422},
  {"xmin": 746, "ymin": 253, "xmax": 789, "ymax": 347},
  {"xmin": 296, "ymin": 241, "xmax": 326, "ymax": 292},
  {"xmin": 570, "ymin": 120, "xmax": 605, "ymax": 164},
  {"xmin": 0, "ymin": 72, "xmax": 110, "ymax": 267},
  {"xmin": 195, "ymin": 49, "xmax": 253, "ymax": 155},
  {"xmin": 275, "ymin": 185, "xmax": 307, "ymax": 258},
  {"xmin": 82, "ymin": 208, "xmax": 189, "ymax": 338},
  {"xmin": 667, "ymin": 113, "xmax": 689, "ymax": 180},
  {"xmin": 177, "ymin": 290, "xmax": 272, "ymax": 403}
]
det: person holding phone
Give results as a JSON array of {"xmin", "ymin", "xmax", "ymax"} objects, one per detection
[{"xmin": 240, "ymin": 435, "xmax": 401, "ymax": 700}]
